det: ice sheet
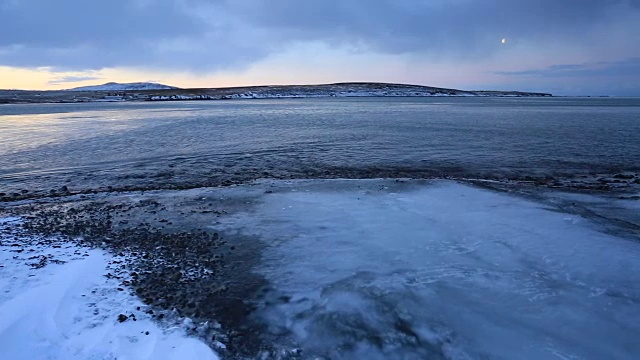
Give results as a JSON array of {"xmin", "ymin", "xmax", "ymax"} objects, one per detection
[{"xmin": 227, "ymin": 180, "xmax": 640, "ymax": 359}]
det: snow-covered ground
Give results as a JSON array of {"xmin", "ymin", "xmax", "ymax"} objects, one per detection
[
  {"xmin": 1, "ymin": 180, "xmax": 638, "ymax": 359},
  {"xmin": 222, "ymin": 180, "xmax": 640, "ymax": 359},
  {"xmin": 0, "ymin": 217, "xmax": 218, "ymax": 360}
]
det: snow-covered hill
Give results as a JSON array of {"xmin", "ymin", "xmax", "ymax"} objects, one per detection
[
  {"xmin": 69, "ymin": 82, "xmax": 180, "ymax": 91},
  {"xmin": 147, "ymin": 83, "xmax": 551, "ymax": 101},
  {"xmin": 0, "ymin": 82, "xmax": 552, "ymax": 104}
]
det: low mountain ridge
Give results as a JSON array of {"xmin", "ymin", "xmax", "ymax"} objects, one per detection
[
  {"xmin": 69, "ymin": 82, "xmax": 180, "ymax": 91},
  {"xmin": 0, "ymin": 82, "xmax": 552, "ymax": 104}
]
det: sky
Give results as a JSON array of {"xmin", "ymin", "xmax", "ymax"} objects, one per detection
[{"xmin": 1, "ymin": 0, "xmax": 639, "ymax": 95}]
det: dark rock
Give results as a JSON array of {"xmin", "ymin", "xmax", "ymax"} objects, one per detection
[
  {"xmin": 28, "ymin": 255, "xmax": 48, "ymax": 269},
  {"xmin": 117, "ymin": 314, "xmax": 128, "ymax": 322},
  {"xmin": 59, "ymin": 185, "xmax": 69, "ymax": 193},
  {"xmin": 170, "ymin": 271, "xmax": 182, "ymax": 282},
  {"xmin": 613, "ymin": 174, "xmax": 634, "ymax": 180}
]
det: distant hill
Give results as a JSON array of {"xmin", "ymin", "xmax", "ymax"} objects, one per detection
[
  {"xmin": 145, "ymin": 82, "xmax": 552, "ymax": 100},
  {"xmin": 69, "ymin": 82, "xmax": 180, "ymax": 91},
  {"xmin": 0, "ymin": 82, "xmax": 552, "ymax": 104}
]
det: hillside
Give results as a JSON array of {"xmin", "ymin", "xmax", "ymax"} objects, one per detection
[
  {"xmin": 69, "ymin": 82, "xmax": 180, "ymax": 91},
  {"xmin": 0, "ymin": 82, "xmax": 552, "ymax": 104}
]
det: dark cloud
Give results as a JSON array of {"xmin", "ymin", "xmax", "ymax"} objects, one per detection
[
  {"xmin": 0, "ymin": 0, "xmax": 200, "ymax": 47},
  {"xmin": 222, "ymin": 0, "xmax": 637, "ymax": 55},
  {"xmin": 490, "ymin": 58, "xmax": 640, "ymax": 96},
  {"xmin": 494, "ymin": 58, "xmax": 640, "ymax": 77},
  {"xmin": 0, "ymin": 0, "xmax": 639, "ymax": 78},
  {"xmin": 0, "ymin": 0, "xmax": 228, "ymax": 70}
]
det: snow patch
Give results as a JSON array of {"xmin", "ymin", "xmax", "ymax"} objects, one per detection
[{"xmin": 0, "ymin": 217, "xmax": 218, "ymax": 360}]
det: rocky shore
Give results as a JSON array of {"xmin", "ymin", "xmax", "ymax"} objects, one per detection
[
  {"xmin": 1, "ymin": 168, "xmax": 639, "ymax": 204},
  {"xmin": 0, "ymin": 187, "xmax": 278, "ymax": 358}
]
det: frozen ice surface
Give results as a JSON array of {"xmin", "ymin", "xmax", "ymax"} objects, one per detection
[
  {"xmin": 227, "ymin": 180, "xmax": 640, "ymax": 359},
  {"xmin": 1, "ymin": 180, "xmax": 638, "ymax": 359},
  {"xmin": 0, "ymin": 217, "xmax": 218, "ymax": 360}
]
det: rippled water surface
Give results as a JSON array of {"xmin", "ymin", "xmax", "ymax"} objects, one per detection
[{"xmin": 1, "ymin": 97, "xmax": 639, "ymax": 192}]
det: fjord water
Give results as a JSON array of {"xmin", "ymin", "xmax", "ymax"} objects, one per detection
[
  {"xmin": 2, "ymin": 97, "xmax": 640, "ymax": 359},
  {"xmin": 0, "ymin": 97, "xmax": 639, "ymax": 193}
]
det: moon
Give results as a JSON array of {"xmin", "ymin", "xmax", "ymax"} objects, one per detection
[{"xmin": 501, "ymin": 38, "xmax": 507, "ymax": 44}]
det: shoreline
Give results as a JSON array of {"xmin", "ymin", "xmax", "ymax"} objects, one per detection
[
  {"xmin": 2, "ymin": 178, "xmax": 638, "ymax": 358},
  {"xmin": 2, "ymin": 170, "xmax": 639, "ymax": 204},
  {"xmin": 0, "ymin": 82, "xmax": 552, "ymax": 105},
  {"xmin": 0, "ymin": 94, "xmax": 553, "ymax": 106}
]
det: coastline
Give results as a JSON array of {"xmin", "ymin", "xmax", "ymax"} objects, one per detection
[
  {"xmin": 0, "ymin": 82, "xmax": 552, "ymax": 105},
  {"xmin": 2, "ymin": 178, "xmax": 638, "ymax": 358}
]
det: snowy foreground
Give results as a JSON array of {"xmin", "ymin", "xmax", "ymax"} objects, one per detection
[
  {"xmin": 0, "ymin": 217, "xmax": 219, "ymax": 360},
  {"xmin": 1, "ymin": 180, "xmax": 639, "ymax": 359}
]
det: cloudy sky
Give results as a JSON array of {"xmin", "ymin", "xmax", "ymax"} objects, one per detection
[{"xmin": 1, "ymin": 0, "xmax": 639, "ymax": 95}]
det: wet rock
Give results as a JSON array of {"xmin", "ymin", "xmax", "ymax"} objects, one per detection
[
  {"xmin": 10, "ymin": 195, "xmax": 266, "ymax": 357},
  {"xmin": 28, "ymin": 255, "xmax": 48, "ymax": 269},
  {"xmin": 170, "ymin": 271, "xmax": 183, "ymax": 282}
]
